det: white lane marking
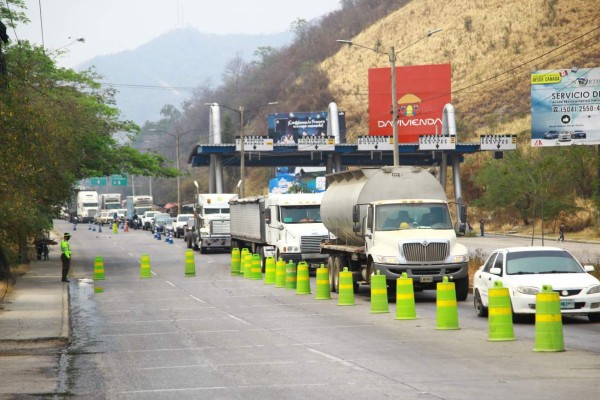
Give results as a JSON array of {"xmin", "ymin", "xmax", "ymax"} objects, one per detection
[
  {"xmin": 136, "ymin": 360, "xmax": 296, "ymax": 371},
  {"xmin": 119, "ymin": 383, "xmax": 330, "ymax": 394},
  {"xmin": 165, "ymin": 280, "xmax": 175, "ymax": 287},
  {"xmin": 122, "ymin": 342, "xmax": 324, "ymax": 353},
  {"xmin": 307, "ymin": 348, "xmax": 366, "ymax": 372},
  {"xmin": 228, "ymin": 314, "xmax": 250, "ymax": 325},
  {"xmin": 101, "ymin": 329, "xmax": 240, "ymax": 337},
  {"xmin": 189, "ymin": 295, "xmax": 206, "ymax": 303}
]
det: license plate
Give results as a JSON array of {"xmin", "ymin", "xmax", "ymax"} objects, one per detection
[
  {"xmin": 560, "ymin": 299, "xmax": 575, "ymax": 309},
  {"xmin": 419, "ymin": 276, "xmax": 433, "ymax": 283}
]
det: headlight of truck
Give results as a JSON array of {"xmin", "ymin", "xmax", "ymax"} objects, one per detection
[
  {"xmin": 374, "ymin": 255, "xmax": 399, "ymax": 264},
  {"xmin": 451, "ymin": 254, "xmax": 469, "ymax": 263},
  {"xmin": 587, "ymin": 285, "xmax": 600, "ymax": 295},
  {"xmin": 517, "ymin": 286, "xmax": 539, "ymax": 295}
]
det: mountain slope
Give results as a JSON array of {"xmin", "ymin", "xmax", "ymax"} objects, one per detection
[
  {"xmin": 322, "ymin": 0, "xmax": 600, "ymax": 140},
  {"xmin": 80, "ymin": 28, "xmax": 292, "ymax": 124}
]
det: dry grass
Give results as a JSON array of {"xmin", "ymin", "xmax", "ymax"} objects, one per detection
[{"xmin": 322, "ymin": 0, "xmax": 600, "ymax": 140}]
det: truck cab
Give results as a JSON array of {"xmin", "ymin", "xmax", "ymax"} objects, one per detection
[{"xmin": 361, "ymin": 200, "xmax": 469, "ymax": 297}]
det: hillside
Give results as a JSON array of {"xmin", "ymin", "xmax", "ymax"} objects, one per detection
[
  {"xmin": 322, "ymin": 0, "xmax": 600, "ymax": 142},
  {"xmin": 79, "ymin": 28, "xmax": 292, "ymax": 124}
]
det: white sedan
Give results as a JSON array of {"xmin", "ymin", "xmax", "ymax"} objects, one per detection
[{"xmin": 473, "ymin": 247, "xmax": 600, "ymax": 322}]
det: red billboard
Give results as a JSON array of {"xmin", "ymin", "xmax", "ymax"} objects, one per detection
[{"xmin": 368, "ymin": 63, "xmax": 451, "ymax": 142}]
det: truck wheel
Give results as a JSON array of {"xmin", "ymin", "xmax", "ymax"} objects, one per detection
[
  {"xmin": 200, "ymin": 246, "xmax": 207, "ymax": 254},
  {"xmin": 327, "ymin": 256, "xmax": 335, "ymax": 292},
  {"xmin": 455, "ymin": 277, "xmax": 469, "ymax": 301},
  {"xmin": 332, "ymin": 256, "xmax": 344, "ymax": 293}
]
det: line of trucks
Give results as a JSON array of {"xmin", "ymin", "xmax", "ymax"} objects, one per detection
[
  {"xmin": 191, "ymin": 166, "xmax": 469, "ymax": 300},
  {"xmin": 71, "ymin": 165, "xmax": 469, "ymax": 299},
  {"xmin": 69, "ymin": 189, "xmax": 154, "ymax": 226}
]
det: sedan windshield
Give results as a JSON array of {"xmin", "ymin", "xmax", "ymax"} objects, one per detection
[{"xmin": 506, "ymin": 250, "xmax": 584, "ymax": 275}]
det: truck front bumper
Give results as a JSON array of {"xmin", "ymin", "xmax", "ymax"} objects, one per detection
[
  {"xmin": 373, "ymin": 262, "xmax": 469, "ymax": 289},
  {"xmin": 200, "ymin": 236, "xmax": 231, "ymax": 249},
  {"xmin": 280, "ymin": 252, "xmax": 328, "ymax": 268}
]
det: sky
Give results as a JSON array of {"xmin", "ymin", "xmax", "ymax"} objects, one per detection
[{"xmin": 13, "ymin": 0, "xmax": 342, "ymax": 68}]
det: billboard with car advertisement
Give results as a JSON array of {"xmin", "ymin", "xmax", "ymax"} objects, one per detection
[
  {"xmin": 368, "ymin": 63, "xmax": 451, "ymax": 142},
  {"xmin": 267, "ymin": 111, "xmax": 346, "ymax": 144},
  {"xmin": 531, "ymin": 67, "xmax": 600, "ymax": 147}
]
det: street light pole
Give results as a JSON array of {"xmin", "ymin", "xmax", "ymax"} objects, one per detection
[
  {"xmin": 337, "ymin": 29, "xmax": 442, "ymax": 167},
  {"xmin": 149, "ymin": 128, "xmax": 202, "ymax": 214},
  {"xmin": 239, "ymin": 105, "xmax": 246, "ymax": 198},
  {"xmin": 206, "ymin": 102, "xmax": 277, "ymax": 198},
  {"xmin": 175, "ymin": 132, "xmax": 181, "ymax": 214},
  {"xmin": 389, "ymin": 46, "xmax": 399, "ymax": 167}
]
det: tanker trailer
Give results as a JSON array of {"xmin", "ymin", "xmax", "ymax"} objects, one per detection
[{"xmin": 320, "ymin": 166, "xmax": 469, "ymax": 300}]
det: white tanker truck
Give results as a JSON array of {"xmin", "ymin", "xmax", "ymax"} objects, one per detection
[{"xmin": 320, "ymin": 166, "xmax": 469, "ymax": 300}]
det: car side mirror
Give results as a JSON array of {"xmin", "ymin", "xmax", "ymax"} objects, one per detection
[{"xmin": 490, "ymin": 267, "xmax": 502, "ymax": 275}]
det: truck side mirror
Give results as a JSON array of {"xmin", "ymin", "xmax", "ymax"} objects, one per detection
[
  {"xmin": 352, "ymin": 204, "xmax": 360, "ymax": 224},
  {"xmin": 265, "ymin": 208, "xmax": 271, "ymax": 225}
]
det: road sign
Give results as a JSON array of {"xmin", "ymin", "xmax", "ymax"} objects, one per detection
[
  {"xmin": 418, "ymin": 135, "xmax": 456, "ymax": 150},
  {"xmin": 480, "ymin": 135, "xmax": 517, "ymax": 151},
  {"xmin": 297, "ymin": 136, "xmax": 335, "ymax": 151},
  {"xmin": 111, "ymin": 175, "xmax": 128, "ymax": 186},
  {"xmin": 90, "ymin": 177, "xmax": 107, "ymax": 186},
  {"xmin": 235, "ymin": 136, "xmax": 274, "ymax": 152},
  {"xmin": 357, "ymin": 135, "xmax": 394, "ymax": 151}
]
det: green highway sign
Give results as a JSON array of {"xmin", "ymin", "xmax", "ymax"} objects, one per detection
[
  {"xmin": 111, "ymin": 175, "xmax": 128, "ymax": 186},
  {"xmin": 90, "ymin": 177, "xmax": 107, "ymax": 186}
]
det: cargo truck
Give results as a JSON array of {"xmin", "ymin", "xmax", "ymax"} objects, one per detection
[
  {"xmin": 125, "ymin": 195, "xmax": 153, "ymax": 221},
  {"xmin": 70, "ymin": 189, "xmax": 99, "ymax": 223},
  {"xmin": 320, "ymin": 166, "xmax": 469, "ymax": 300},
  {"xmin": 191, "ymin": 194, "xmax": 238, "ymax": 253},
  {"xmin": 99, "ymin": 193, "xmax": 122, "ymax": 210},
  {"xmin": 230, "ymin": 193, "xmax": 330, "ymax": 268}
]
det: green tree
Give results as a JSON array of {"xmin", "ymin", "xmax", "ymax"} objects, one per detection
[
  {"xmin": 474, "ymin": 148, "xmax": 580, "ymax": 227},
  {"xmin": 0, "ymin": 40, "xmax": 177, "ymax": 278}
]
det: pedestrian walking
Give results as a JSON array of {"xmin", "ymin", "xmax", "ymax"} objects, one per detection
[
  {"xmin": 60, "ymin": 233, "xmax": 72, "ymax": 282},
  {"xmin": 479, "ymin": 218, "xmax": 485, "ymax": 237},
  {"xmin": 557, "ymin": 223, "xmax": 565, "ymax": 243}
]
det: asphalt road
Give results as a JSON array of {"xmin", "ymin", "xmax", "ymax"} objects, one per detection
[{"xmin": 58, "ymin": 220, "xmax": 600, "ymax": 399}]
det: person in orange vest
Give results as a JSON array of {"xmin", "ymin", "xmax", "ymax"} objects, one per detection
[{"xmin": 60, "ymin": 233, "xmax": 72, "ymax": 282}]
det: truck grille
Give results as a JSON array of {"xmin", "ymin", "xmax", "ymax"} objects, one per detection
[
  {"xmin": 301, "ymin": 235, "xmax": 328, "ymax": 253},
  {"xmin": 402, "ymin": 241, "xmax": 449, "ymax": 262},
  {"xmin": 211, "ymin": 220, "xmax": 230, "ymax": 235}
]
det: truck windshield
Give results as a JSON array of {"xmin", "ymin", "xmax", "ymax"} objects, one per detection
[
  {"xmin": 280, "ymin": 205, "xmax": 322, "ymax": 223},
  {"xmin": 105, "ymin": 204, "xmax": 121, "ymax": 210},
  {"xmin": 83, "ymin": 202, "xmax": 98, "ymax": 207},
  {"xmin": 376, "ymin": 203, "xmax": 452, "ymax": 231}
]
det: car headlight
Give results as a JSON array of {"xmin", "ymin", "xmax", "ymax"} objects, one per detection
[
  {"xmin": 451, "ymin": 254, "xmax": 469, "ymax": 263},
  {"xmin": 375, "ymin": 255, "xmax": 399, "ymax": 264},
  {"xmin": 587, "ymin": 285, "xmax": 600, "ymax": 295},
  {"xmin": 517, "ymin": 286, "xmax": 539, "ymax": 295}
]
